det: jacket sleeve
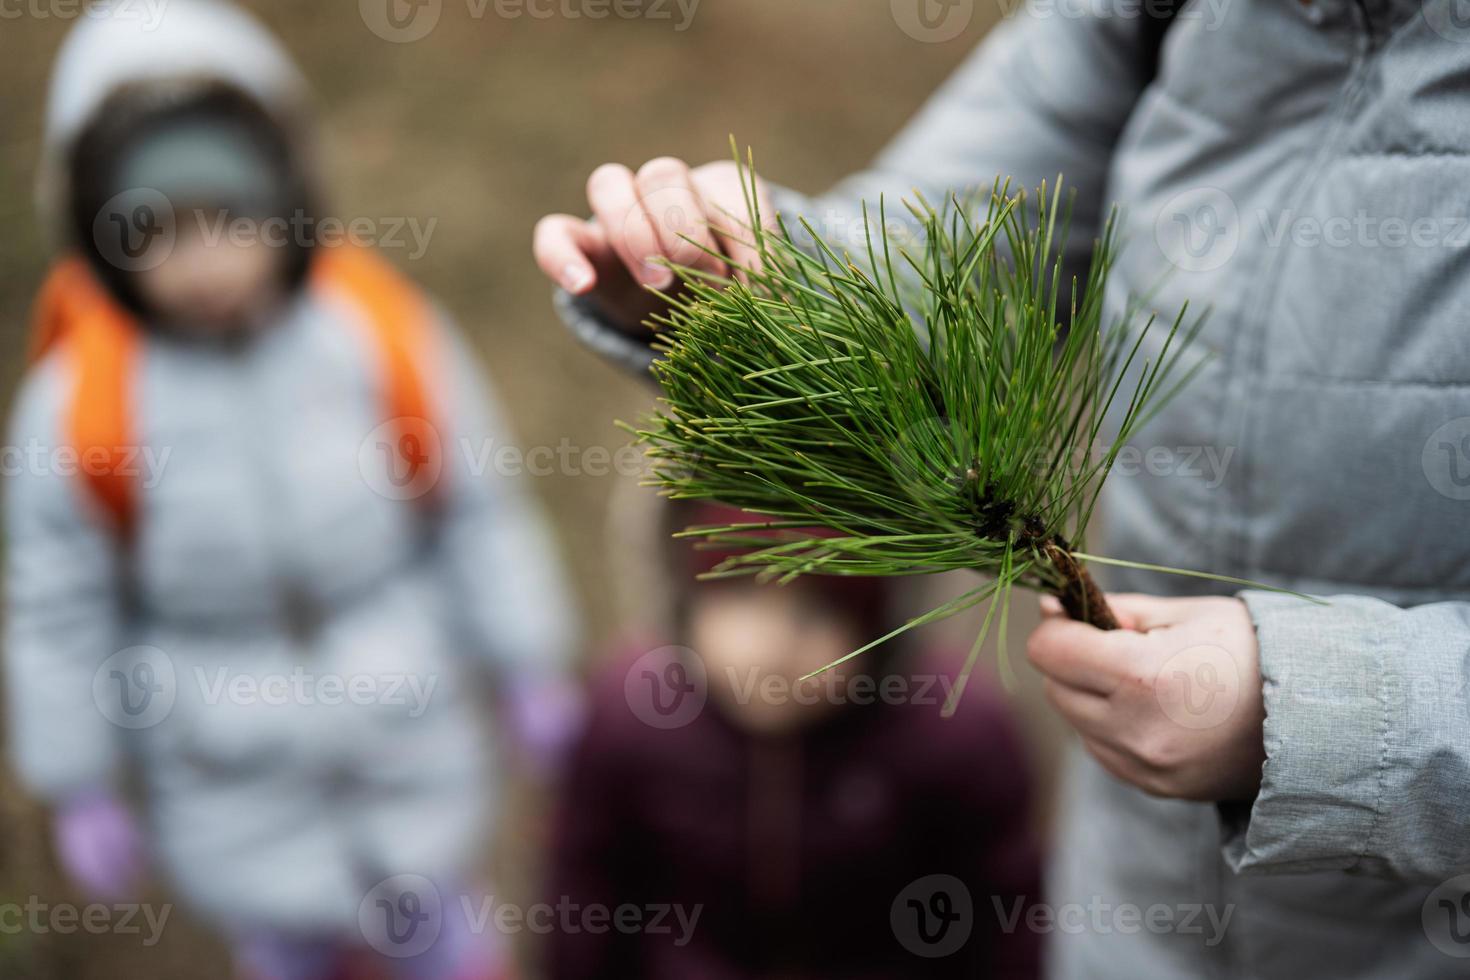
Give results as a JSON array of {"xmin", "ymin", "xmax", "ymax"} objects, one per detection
[
  {"xmin": 1225, "ymin": 591, "xmax": 1470, "ymax": 881},
  {"xmin": 3, "ymin": 356, "xmax": 127, "ymax": 801},
  {"xmin": 555, "ymin": 5, "xmax": 1160, "ymax": 373},
  {"xmin": 427, "ymin": 314, "xmax": 581, "ymax": 684}
]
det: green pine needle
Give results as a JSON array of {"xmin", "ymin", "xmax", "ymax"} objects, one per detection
[{"xmin": 625, "ymin": 144, "xmax": 1315, "ymax": 713}]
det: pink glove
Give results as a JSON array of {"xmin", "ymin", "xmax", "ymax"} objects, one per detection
[
  {"xmin": 53, "ymin": 790, "xmax": 146, "ymax": 900},
  {"xmin": 504, "ymin": 676, "xmax": 586, "ymax": 779}
]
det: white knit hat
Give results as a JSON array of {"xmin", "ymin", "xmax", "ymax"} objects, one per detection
[{"xmin": 37, "ymin": 0, "xmax": 308, "ymax": 237}]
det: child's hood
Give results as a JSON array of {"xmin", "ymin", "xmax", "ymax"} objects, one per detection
[{"xmin": 38, "ymin": 0, "xmax": 309, "ymax": 235}]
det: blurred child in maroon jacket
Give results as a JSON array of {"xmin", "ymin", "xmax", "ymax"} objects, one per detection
[{"xmin": 545, "ymin": 503, "xmax": 1041, "ymax": 979}]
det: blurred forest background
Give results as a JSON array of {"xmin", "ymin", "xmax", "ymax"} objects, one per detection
[{"xmin": 0, "ymin": 1, "xmax": 1067, "ymax": 975}]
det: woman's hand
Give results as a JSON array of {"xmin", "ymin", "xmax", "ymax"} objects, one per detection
[
  {"xmin": 1025, "ymin": 593, "xmax": 1267, "ymax": 802},
  {"xmin": 533, "ymin": 158, "xmax": 775, "ymax": 331}
]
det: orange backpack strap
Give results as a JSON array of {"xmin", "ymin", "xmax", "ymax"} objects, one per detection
[
  {"xmin": 25, "ymin": 248, "xmax": 444, "ymax": 538},
  {"xmin": 312, "ymin": 246, "xmax": 445, "ymax": 507},
  {"xmin": 28, "ymin": 258, "xmax": 141, "ymax": 537}
]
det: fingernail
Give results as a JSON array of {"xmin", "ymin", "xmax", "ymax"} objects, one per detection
[
  {"xmin": 563, "ymin": 263, "xmax": 594, "ymax": 294},
  {"xmin": 643, "ymin": 260, "xmax": 674, "ymax": 288}
]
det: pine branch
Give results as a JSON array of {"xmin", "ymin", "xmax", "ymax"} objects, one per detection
[{"xmin": 625, "ymin": 145, "xmax": 1301, "ymax": 701}]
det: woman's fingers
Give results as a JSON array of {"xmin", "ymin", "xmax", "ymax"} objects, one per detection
[
  {"xmin": 534, "ymin": 157, "xmax": 778, "ymax": 327},
  {"xmin": 532, "ymin": 213, "xmax": 605, "ymax": 295},
  {"xmin": 1025, "ymin": 614, "xmax": 1130, "ymax": 695},
  {"xmin": 1041, "ymin": 681, "xmax": 1148, "ymax": 787},
  {"xmin": 1101, "ymin": 593, "xmax": 1186, "ymax": 633},
  {"xmin": 1079, "ymin": 736, "xmax": 1152, "ymax": 790},
  {"xmin": 1039, "ymin": 590, "xmax": 1155, "ymax": 632},
  {"xmin": 586, "ymin": 162, "xmax": 671, "ymax": 289},
  {"xmin": 1042, "ymin": 678, "xmax": 1114, "ymax": 738},
  {"xmin": 691, "ymin": 161, "xmax": 772, "ymax": 277},
  {"xmin": 634, "ymin": 157, "xmax": 727, "ymax": 283}
]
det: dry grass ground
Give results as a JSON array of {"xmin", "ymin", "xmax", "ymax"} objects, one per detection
[{"xmin": 0, "ymin": 2, "xmax": 1067, "ymax": 975}]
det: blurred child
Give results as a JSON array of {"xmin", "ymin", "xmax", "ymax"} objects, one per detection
[
  {"xmin": 546, "ymin": 501, "xmax": 1040, "ymax": 979},
  {"xmin": 6, "ymin": 3, "xmax": 579, "ymax": 978}
]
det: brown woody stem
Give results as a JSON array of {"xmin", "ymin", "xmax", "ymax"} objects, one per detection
[{"xmin": 1042, "ymin": 539, "xmax": 1119, "ymax": 631}]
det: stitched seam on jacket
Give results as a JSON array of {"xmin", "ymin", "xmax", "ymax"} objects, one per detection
[
  {"xmin": 1341, "ymin": 150, "xmax": 1470, "ymax": 160},
  {"xmin": 1257, "ymin": 375, "xmax": 1470, "ymax": 389},
  {"xmin": 1349, "ymin": 624, "xmax": 1392, "ymax": 872}
]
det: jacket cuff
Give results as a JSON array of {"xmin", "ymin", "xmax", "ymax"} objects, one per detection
[
  {"xmin": 552, "ymin": 287, "xmax": 656, "ymax": 376},
  {"xmin": 1223, "ymin": 591, "xmax": 1388, "ymax": 874}
]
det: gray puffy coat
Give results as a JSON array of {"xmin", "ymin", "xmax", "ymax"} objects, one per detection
[
  {"xmin": 558, "ymin": 0, "xmax": 1470, "ymax": 975},
  {"xmin": 7, "ymin": 2, "xmax": 577, "ymax": 935}
]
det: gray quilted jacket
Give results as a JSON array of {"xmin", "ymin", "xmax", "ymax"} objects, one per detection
[{"xmin": 557, "ymin": 0, "xmax": 1470, "ymax": 975}]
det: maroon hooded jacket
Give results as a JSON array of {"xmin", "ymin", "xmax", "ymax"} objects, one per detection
[{"xmin": 545, "ymin": 643, "xmax": 1042, "ymax": 979}]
